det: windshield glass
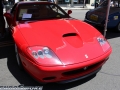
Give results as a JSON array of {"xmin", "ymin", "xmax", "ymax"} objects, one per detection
[
  {"xmin": 100, "ymin": 0, "xmax": 119, "ymax": 7},
  {"xmin": 17, "ymin": 3, "xmax": 69, "ymax": 21}
]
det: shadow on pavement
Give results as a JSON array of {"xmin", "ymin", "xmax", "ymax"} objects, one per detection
[
  {"xmin": 0, "ymin": 32, "xmax": 41, "ymax": 86},
  {"xmin": 106, "ymin": 30, "xmax": 120, "ymax": 39},
  {"xmin": 0, "ymin": 45, "xmax": 41, "ymax": 86},
  {"xmin": 42, "ymin": 74, "xmax": 96, "ymax": 90},
  {"xmin": 95, "ymin": 27, "xmax": 120, "ymax": 39}
]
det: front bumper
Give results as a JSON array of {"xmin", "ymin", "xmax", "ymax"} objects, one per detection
[
  {"xmin": 58, "ymin": 67, "xmax": 101, "ymax": 84},
  {"xmin": 20, "ymin": 48, "xmax": 112, "ymax": 83}
]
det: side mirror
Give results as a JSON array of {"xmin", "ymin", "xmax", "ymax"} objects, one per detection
[
  {"xmin": 67, "ymin": 10, "xmax": 72, "ymax": 15},
  {"xmin": 4, "ymin": 13, "xmax": 12, "ymax": 18}
]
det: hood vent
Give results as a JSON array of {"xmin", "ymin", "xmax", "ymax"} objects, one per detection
[
  {"xmin": 63, "ymin": 33, "xmax": 77, "ymax": 37},
  {"xmin": 62, "ymin": 32, "xmax": 83, "ymax": 48}
]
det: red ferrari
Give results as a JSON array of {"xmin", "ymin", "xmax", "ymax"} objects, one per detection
[{"xmin": 4, "ymin": 1, "xmax": 112, "ymax": 83}]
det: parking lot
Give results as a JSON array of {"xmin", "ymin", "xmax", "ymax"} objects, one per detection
[{"xmin": 0, "ymin": 10, "xmax": 120, "ymax": 90}]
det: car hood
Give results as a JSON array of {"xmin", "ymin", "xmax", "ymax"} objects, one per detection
[{"xmin": 17, "ymin": 18, "xmax": 106, "ymax": 65}]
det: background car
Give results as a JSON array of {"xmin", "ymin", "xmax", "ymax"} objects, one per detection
[
  {"xmin": 4, "ymin": 1, "xmax": 112, "ymax": 84},
  {"xmin": 85, "ymin": 0, "xmax": 120, "ymax": 32}
]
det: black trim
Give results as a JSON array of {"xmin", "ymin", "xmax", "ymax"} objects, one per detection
[{"xmin": 57, "ymin": 67, "xmax": 101, "ymax": 84}]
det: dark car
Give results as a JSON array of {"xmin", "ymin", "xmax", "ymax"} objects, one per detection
[{"xmin": 84, "ymin": 0, "xmax": 120, "ymax": 32}]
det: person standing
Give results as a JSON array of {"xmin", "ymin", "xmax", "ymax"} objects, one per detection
[{"xmin": 0, "ymin": 0, "xmax": 6, "ymax": 38}]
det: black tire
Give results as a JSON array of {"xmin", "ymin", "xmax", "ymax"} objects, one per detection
[
  {"xmin": 15, "ymin": 44, "xmax": 23, "ymax": 70},
  {"xmin": 115, "ymin": 22, "xmax": 120, "ymax": 32}
]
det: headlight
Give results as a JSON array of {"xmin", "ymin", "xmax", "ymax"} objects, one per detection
[
  {"xmin": 113, "ymin": 16, "xmax": 118, "ymax": 20},
  {"xmin": 97, "ymin": 36, "xmax": 110, "ymax": 52},
  {"xmin": 27, "ymin": 46, "xmax": 62, "ymax": 66}
]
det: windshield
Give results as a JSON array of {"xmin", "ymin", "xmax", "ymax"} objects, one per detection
[
  {"xmin": 100, "ymin": 0, "xmax": 120, "ymax": 7},
  {"xmin": 17, "ymin": 3, "xmax": 69, "ymax": 21}
]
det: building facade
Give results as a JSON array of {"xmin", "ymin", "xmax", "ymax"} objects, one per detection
[{"xmin": 4, "ymin": 0, "xmax": 95, "ymax": 5}]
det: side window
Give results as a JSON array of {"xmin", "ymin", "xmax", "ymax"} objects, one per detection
[{"xmin": 49, "ymin": 5, "xmax": 65, "ymax": 16}]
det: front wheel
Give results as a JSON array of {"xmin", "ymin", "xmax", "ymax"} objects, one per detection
[
  {"xmin": 115, "ymin": 22, "xmax": 120, "ymax": 32},
  {"xmin": 15, "ymin": 44, "xmax": 23, "ymax": 70}
]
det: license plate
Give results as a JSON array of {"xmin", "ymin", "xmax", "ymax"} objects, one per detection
[{"xmin": 90, "ymin": 14, "xmax": 98, "ymax": 21}]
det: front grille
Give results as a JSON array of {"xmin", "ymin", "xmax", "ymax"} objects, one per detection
[{"xmin": 62, "ymin": 60, "xmax": 105, "ymax": 76}]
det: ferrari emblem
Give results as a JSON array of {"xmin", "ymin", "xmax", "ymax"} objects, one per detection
[
  {"xmin": 83, "ymin": 67, "xmax": 88, "ymax": 70},
  {"xmin": 85, "ymin": 54, "xmax": 88, "ymax": 58}
]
